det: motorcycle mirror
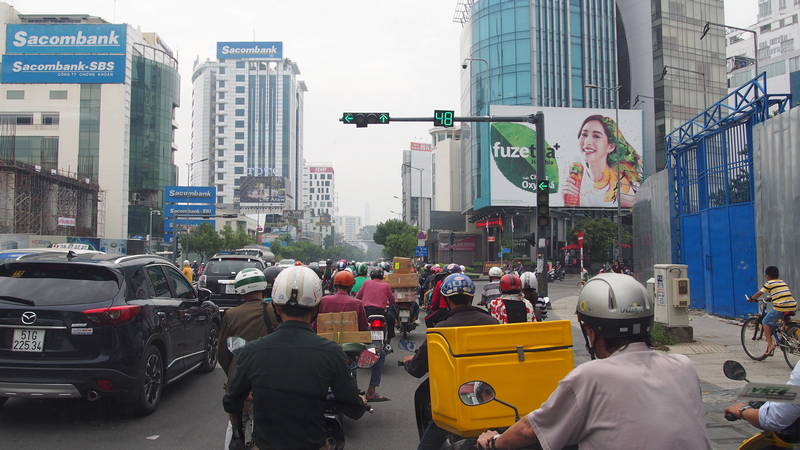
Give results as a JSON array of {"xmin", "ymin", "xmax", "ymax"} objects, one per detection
[
  {"xmin": 458, "ymin": 381, "xmax": 496, "ymax": 406},
  {"xmin": 723, "ymin": 360, "xmax": 748, "ymax": 381},
  {"xmin": 227, "ymin": 336, "xmax": 247, "ymax": 353}
]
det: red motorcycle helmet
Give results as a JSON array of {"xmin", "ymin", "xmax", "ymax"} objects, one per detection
[
  {"xmin": 499, "ymin": 273, "xmax": 522, "ymax": 293},
  {"xmin": 333, "ymin": 270, "xmax": 356, "ymax": 288}
]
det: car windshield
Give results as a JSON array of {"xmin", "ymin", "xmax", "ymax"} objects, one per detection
[
  {"xmin": 0, "ymin": 263, "xmax": 120, "ymax": 306},
  {"xmin": 278, "ymin": 259, "xmax": 295, "ymax": 266},
  {"xmin": 204, "ymin": 259, "xmax": 261, "ymax": 276}
]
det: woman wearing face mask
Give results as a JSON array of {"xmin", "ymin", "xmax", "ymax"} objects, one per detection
[{"xmin": 562, "ymin": 115, "xmax": 643, "ymax": 208}]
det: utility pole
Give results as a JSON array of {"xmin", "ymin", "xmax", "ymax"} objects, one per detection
[{"xmin": 534, "ymin": 112, "xmax": 548, "ymax": 298}]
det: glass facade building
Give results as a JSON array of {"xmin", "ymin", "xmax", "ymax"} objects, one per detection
[{"xmin": 127, "ymin": 44, "xmax": 181, "ymax": 237}]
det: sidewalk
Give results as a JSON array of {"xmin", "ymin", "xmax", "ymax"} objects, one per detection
[{"xmin": 548, "ymin": 280, "xmax": 794, "ymax": 449}]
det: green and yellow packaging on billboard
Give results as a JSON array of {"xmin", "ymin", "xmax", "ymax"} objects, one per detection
[{"xmin": 427, "ymin": 320, "xmax": 573, "ymax": 437}]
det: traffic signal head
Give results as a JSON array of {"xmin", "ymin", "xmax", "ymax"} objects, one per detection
[
  {"xmin": 341, "ymin": 112, "xmax": 390, "ymax": 127},
  {"xmin": 537, "ymin": 180, "xmax": 549, "ymax": 227}
]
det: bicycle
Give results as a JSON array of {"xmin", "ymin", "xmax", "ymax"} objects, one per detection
[{"xmin": 740, "ymin": 295, "xmax": 800, "ymax": 369}]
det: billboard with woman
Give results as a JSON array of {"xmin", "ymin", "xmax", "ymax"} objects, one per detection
[{"xmin": 489, "ymin": 105, "xmax": 644, "ymax": 208}]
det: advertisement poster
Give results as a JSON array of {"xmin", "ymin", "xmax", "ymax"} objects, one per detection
[
  {"xmin": 216, "ymin": 41, "xmax": 283, "ymax": 60},
  {"xmin": 1, "ymin": 54, "xmax": 126, "ymax": 84},
  {"xmin": 163, "ymin": 186, "xmax": 217, "ymax": 204},
  {"xmin": 239, "ymin": 176, "xmax": 286, "ymax": 205},
  {"xmin": 6, "ymin": 24, "xmax": 127, "ymax": 54},
  {"xmin": 489, "ymin": 105, "xmax": 644, "ymax": 208}
]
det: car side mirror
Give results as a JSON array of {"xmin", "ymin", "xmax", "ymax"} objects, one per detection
[{"xmin": 197, "ymin": 288, "xmax": 212, "ymax": 301}]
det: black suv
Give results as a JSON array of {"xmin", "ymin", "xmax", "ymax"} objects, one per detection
[
  {"xmin": 0, "ymin": 254, "xmax": 220, "ymax": 415},
  {"xmin": 199, "ymin": 254, "xmax": 266, "ymax": 311}
]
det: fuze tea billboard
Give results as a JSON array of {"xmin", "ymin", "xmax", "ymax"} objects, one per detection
[{"xmin": 489, "ymin": 105, "xmax": 644, "ymax": 208}]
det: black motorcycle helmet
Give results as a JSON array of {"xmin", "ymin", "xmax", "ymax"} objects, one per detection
[{"xmin": 370, "ymin": 268, "xmax": 384, "ymax": 280}]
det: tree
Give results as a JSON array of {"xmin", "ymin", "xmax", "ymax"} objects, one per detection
[
  {"xmin": 220, "ymin": 224, "xmax": 255, "ymax": 250},
  {"xmin": 383, "ymin": 231, "xmax": 417, "ymax": 259},
  {"xmin": 568, "ymin": 218, "xmax": 631, "ymax": 264},
  {"xmin": 373, "ymin": 219, "xmax": 417, "ymax": 245},
  {"xmin": 180, "ymin": 223, "xmax": 223, "ymax": 261}
]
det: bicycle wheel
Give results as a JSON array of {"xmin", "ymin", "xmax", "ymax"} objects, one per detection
[
  {"xmin": 741, "ymin": 317, "xmax": 768, "ymax": 361},
  {"xmin": 782, "ymin": 325, "xmax": 800, "ymax": 369}
]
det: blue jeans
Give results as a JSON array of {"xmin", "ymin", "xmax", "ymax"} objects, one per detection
[
  {"xmin": 764, "ymin": 309, "xmax": 785, "ymax": 327},
  {"xmin": 369, "ymin": 348, "xmax": 385, "ymax": 387}
]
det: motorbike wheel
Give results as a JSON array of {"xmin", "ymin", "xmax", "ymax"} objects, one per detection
[
  {"xmin": 782, "ymin": 325, "xmax": 800, "ymax": 369},
  {"xmin": 741, "ymin": 317, "xmax": 769, "ymax": 361}
]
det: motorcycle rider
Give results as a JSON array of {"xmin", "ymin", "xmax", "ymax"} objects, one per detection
[
  {"xmin": 223, "ymin": 266, "xmax": 367, "ymax": 450},
  {"xmin": 218, "ymin": 266, "xmax": 282, "ymax": 448},
  {"xmin": 520, "ymin": 271, "xmax": 548, "ymax": 321},
  {"xmin": 427, "ymin": 264, "xmax": 461, "ymax": 327},
  {"xmin": 356, "ymin": 268, "xmax": 397, "ymax": 341},
  {"xmin": 480, "ymin": 266, "xmax": 504, "ymax": 307},
  {"xmin": 319, "ymin": 270, "xmax": 369, "ymax": 332},
  {"xmin": 488, "ymin": 273, "xmax": 535, "ymax": 323},
  {"xmin": 476, "ymin": 273, "xmax": 711, "ymax": 450},
  {"xmin": 351, "ymin": 262, "xmax": 370, "ymax": 295},
  {"xmin": 402, "ymin": 273, "xmax": 498, "ymax": 449}
]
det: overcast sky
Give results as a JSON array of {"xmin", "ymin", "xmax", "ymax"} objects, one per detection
[{"xmin": 17, "ymin": 0, "xmax": 757, "ymax": 226}]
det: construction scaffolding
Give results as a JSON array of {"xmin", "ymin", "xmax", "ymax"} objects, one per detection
[{"xmin": 0, "ymin": 160, "xmax": 99, "ymax": 236}]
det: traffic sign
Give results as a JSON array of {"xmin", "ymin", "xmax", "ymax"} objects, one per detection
[
  {"xmin": 487, "ymin": 236, "xmax": 496, "ymax": 243},
  {"xmin": 341, "ymin": 112, "xmax": 390, "ymax": 127},
  {"xmin": 501, "ymin": 247, "xmax": 511, "ymax": 254},
  {"xmin": 417, "ymin": 231, "xmax": 428, "ymax": 240},
  {"xmin": 415, "ymin": 246, "xmax": 428, "ymax": 257},
  {"xmin": 433, "ymin": 110, "xmax": 454, "ymax": 127}
]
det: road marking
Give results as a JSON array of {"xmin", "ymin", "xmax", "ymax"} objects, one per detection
[{"xmin": 146, "ymin": 435, "xmax": 160, "ymax": 440}]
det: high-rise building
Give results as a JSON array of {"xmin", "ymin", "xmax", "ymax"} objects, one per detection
[
  {"xmin": 401, "ymin": 142, "xmax": 432, "ymax": 230},
  {"xmin": 0, "ymin": 2, "xmax": 180, "ymax": 240},
  {"xmin": 727, "ymin": 0, "xmax": 800, "ymax": 101},
  {"xmin": 336, "ymin": 215, "xmax": 363, "ymax": 243},
  {"xmin": 190, "ymin": 42, "xmax": 307, "ymax": 214},
  {"xmin": 430, "ymin": 127, "xmax": 463, "ymax": 212},
  {"xmin": 301, "ymin": 162, "xmax": 336, "ymax": 245}
]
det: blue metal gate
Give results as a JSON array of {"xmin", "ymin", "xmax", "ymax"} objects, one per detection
[{"xmin": 666, "ymin": 74, "xmax": 790, "ymax": 317}]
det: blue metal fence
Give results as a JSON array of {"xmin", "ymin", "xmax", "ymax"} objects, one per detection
[{"xmin": 666, "ymin": 74, "xmax": 790, "ymax": 317}]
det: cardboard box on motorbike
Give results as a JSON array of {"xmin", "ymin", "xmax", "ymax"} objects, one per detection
[{"xmin": 427, "ymin": 320, "xmax": 574, "ymax": 437}]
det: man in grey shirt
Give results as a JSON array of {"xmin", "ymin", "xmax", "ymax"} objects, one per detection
[
  {"xmin": 477, "ymin": 274, "xmax": 711, "ymax": 450},
  {"xmin": 479, "ymin": 266, "xmax": 503, "ymax": 306}
]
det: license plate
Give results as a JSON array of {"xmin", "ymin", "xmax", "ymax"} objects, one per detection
[
  {"xmin": 225, "ymin": 284, "xmax": 235, "ymax": 294},
  {"xmin": 399, "ymin": 310, "xmax": 411, "ymax": 319},
  {"xmin": 12, "ymin": 329, "xmax": 45, "ymax": 352},
  {"xmin": 371, "ymin": 330, "xmax": 383, "ymax": 341}
]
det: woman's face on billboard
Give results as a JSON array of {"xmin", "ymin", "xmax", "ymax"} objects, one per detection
[{"xmin": 579, "ymin": 120, "xmax": 615, "ymax": 165}]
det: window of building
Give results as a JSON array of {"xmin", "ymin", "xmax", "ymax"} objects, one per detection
[
  {"xmin": 49, "ymin": 90, "xmax": 68, "ymax": 100},
  {"xmin": 235, "ymin": 109, "xmax": 245, "ymax": 116},
  {"xmin": 217, "ymin": 184, "xmax": 224, "ymax": 192},
  {"xmin": 236, "ymin": 74, "xmax": 245, "ymax": 82},
  {"xmin": 218, "ymin": 196, "xmax": 224, "ymax": 204},
  {"xmin": 218, "ymin": 92, "xmax": 225, "ymax": 100},
  {"xmin": 236, "ymin": 61, "xmax": 246, "ymax": 68},
  {"xmin": 219, "ymin": 67, "xmax": 226, "ymax": 74},
  {"xmin": 235, "ymin": 143, "xmax": 244, "ymax": 151},
  {"xmin": 217, "ymin": 138, "xmax": 225, "ymax": 145},
  {"xmin": 781, "ymin": 0, "xmax": 787, "ymax": 9},
  {"xmin": 0, "ymin": 114, "xmax": 34, "ymax": 125},
  {"xmin": 234, "ymin": 189, "xmax": 240, "ymax": 197},
  {"xmin": 218, "ymin": 103, "xmax": 225, "ymax": 111},
  {"xmin": 235, "ymin": 132, "xmax": 244, "ymax": 139},
  {"xmin": 218, "ymin": 115, "xmax": 225, "ymax": 122},
  {"xmin": 219, "ymin": 80, "xmax": 226, "ymax": 88},
  {"xmin": 235, "ymin": 155, "xmax": 244, "ymax": 163},
  {"xmin": 235, "ymin": 86, "xmax": 245, "ymax": 93},
  {"xmin": 235, "ymin": 97, "xmax": 245, "ymax": 105},
  {"xmin": 790, "ymin": 56, "xmax": 800, "ymax": 72},
  {"xmin": 218, "ymin": 161, "xmax": 224, "ymax": 169},
  {"xmin": 218, "ymin": 150, "xmax": 225, "ymax": 157},
  {"xmin": 217, "ymin": 173, "xmax": 224, "ymax": 180},
  {"xmin": 235, "ymin": 120, "xmax": 244, "ymax": 128},
  {"xmin": 6, "ymin": 90, "xmax": 24, "ymax": 100},
  {"xmin": 760, "ymin": 0, "xmax": 772, "ymax": 18},
  {"xmin": 41, "ymin": 113, "xmax": 59, "ymax": 125},
  {"xmin": 235, "ymin": 178, "xmax": 242, "ymax": 186},
  {"xmin": 234, "ymin": 167, "xmax": 244, "ymax": 174},
  {"xmin": 218, "ymin": 126, "xmax": 225, "ymax": 134}
]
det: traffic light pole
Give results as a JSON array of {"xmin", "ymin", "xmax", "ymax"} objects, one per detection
[{"xmin": 534, "ymin": 112, "xmax": 548, "ymax": 298}]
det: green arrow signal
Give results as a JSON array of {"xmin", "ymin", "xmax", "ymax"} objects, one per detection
[
  {"xmin": 538, "ymin": 181, "xmax": 549, "ymax": 191},
  {"xmin": 343, "ymin": 113, "xmax": 353, "ymax": 123},
  {"xmin": 378, "ymin": 113, "xmax": 389, "ymax": 123}
]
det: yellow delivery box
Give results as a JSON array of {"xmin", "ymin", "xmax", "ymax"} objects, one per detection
[{"xmin": 427, "ymin": 320, "xmax": 573, "ymax": 437}]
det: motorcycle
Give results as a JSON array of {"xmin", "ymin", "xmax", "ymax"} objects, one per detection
[
  {"xmin": 396, "ymin": 301, "xmax": 418, "ymax": 339},
  {"xmin": 368, "ymin": 314, "xmax": 391, "ymax": 354},
  {"xmin": 547, "ymin": 267, "xmax": 565, "ymax": 282},
  {"xmin": 723, "ymin": 360, "xmax": 800, "ymax": 449},
  {"xmin": 225, "ymin": 336, "xmax": 255, "ymax": 450},
  {"xmin": 534, "ymin": 296, "xmax": 550, "ymax": 321}
]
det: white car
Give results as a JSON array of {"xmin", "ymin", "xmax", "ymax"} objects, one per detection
[{"xmin": 277, "ymin": 258, "xmax": 296, "ymax": 268}]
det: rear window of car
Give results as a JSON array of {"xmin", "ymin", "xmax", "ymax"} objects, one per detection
[
  {"xmin": 0, "ymin": 263, "xmax": 120, "ymax": 306},
  {"xmin": 204, "ymin": 259, "xmax": 262, "ymax": 276}
]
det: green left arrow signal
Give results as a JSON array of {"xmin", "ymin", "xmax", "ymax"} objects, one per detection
[
  {"xmin": 343, "ymin": 113, "xmax": 354, "ymax": 123},
  {"xmin": 538, "ymin": 181, "xmax": 549, "ymax": 191}
]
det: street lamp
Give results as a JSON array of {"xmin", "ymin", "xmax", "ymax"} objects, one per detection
[
  {"xmin": 661, "ymin": 65, "xmax": 708, "ymax": 108},
  {"xmin": 585, "ymin": 83, "xmax": 624, "ymax": 261},
  {"xmin": 148, "ymin": 209, "xmax": 161, "ymax": 253},
  {"xmin": 389, "ymin": 210, "xmax": 402, "ymax": 220},
  {"xmin": 631, "ymin": 94, "xmax": 672, "ymax": 109},
  {"xmin": 702, "ymin": 21, "xmax": 758, "ymax": 79},
  {"xmin": 185, "ymin": 158, "xmax": 209, "ymax": 185}
]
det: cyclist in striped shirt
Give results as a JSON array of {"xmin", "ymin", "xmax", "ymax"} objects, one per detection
[{"xmin": 749, "ymin": 266, "xmax": 798, "ymax": 357}]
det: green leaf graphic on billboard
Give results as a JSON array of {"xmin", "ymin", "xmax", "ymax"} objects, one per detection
[{"xmin": 491, "ymin": 122, "xmax": 559, "ymax": 192}]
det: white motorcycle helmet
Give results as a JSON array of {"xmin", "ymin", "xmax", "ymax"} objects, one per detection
[
  {"xmin": 234, "ymin": 268, "xmax": 268, "ymax": 295},
  {"xmin": 488, "ymin": 266, "xmax": 503, "ymax": 279},
  {"xmin": 576, "ymin": 273, "xmax": 653, "ymax": 358},
  {"xmin": 271, "ymin": 266, "xmax": 323, "ymax": 308},
  {"xmin": 520, "ymin": 271, "xmax": 537, "ymax": 290}
]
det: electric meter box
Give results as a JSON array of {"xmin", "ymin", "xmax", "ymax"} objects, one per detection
[{"xmin": 653, "ymin": 264, "xmax": 690, "ymax": 327}]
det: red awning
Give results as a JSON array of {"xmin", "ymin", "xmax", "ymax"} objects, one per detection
[{"xmin": 561, "ymin": 244, "xmax": 581, "ymax": 250}]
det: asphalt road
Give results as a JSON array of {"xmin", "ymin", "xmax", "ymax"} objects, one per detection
[{"xmin": 0, "ymin": 277, "xmax": 585, "ymax": 450}]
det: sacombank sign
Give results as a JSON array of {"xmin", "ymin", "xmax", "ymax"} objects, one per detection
[
  {"xmin": 217, "ymin": 42, "xmax": 283, "ymax": 60},
  {"xmin": 6, "ymin": 24, "xmax": 127, "ymax": 54}
]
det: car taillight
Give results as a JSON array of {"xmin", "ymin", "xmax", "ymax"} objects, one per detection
[
  {"xmin": 199, "ymin": 275, "xmax": 207, "ymax": 288},
  {"xmin": 370, "ymin": 319, "xmax": 384, "ymax": 329},
  {"xmin": 84, "ymin": 305, "xmax": 141, "ymax": 325}
]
